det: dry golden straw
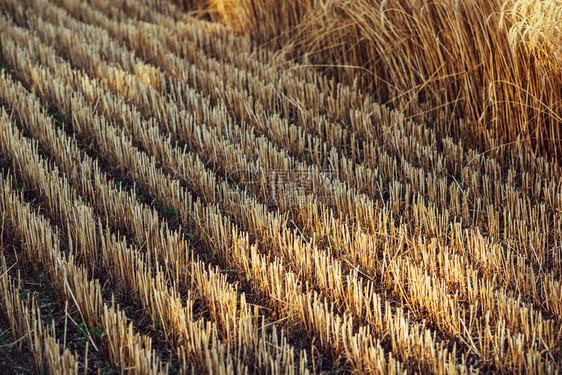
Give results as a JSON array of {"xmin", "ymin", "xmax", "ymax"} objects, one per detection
[{"xmin": 0, "ymin": 0, "xmax": 560, "ymax": 373}]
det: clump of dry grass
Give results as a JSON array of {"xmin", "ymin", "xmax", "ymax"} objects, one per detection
[
  {"xmin": 205, "ymin": 0, "xmax": 312, "ymax": 44},
  {"xmin": 507, "ymin": 0, "xmax": 562, "ymax": 75},
  {"xmin": 200, "ymin": 0, "xmax": 562, "ymax": 156}
]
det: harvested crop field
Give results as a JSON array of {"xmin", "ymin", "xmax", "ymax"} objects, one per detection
[{"xmin": 0, "ymin": 0, "xmax": 561, "ymax": 374}]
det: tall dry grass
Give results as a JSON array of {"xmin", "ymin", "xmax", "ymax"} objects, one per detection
[
  {"xmin": 508, "ymin": 0, "xmax": 562, "ymax": 75},
  {"xmin": 202, "ymin": 0, "xmax": 562, "ymax": 155}
]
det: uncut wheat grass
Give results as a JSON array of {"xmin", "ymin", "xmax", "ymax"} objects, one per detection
[{"xmin": 200, "ymin": 0, "xmax": 562, "ymax": 157}]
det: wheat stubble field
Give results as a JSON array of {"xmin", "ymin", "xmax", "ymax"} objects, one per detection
[{"xmin": 0, "ymin": 0, "xmax": 561, "ymax": 374}]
